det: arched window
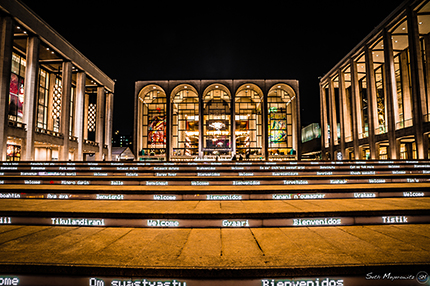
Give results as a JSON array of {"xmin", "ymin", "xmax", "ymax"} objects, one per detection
[
  {"xmin": 267, "ymin": 84, "xmax": 296, "ymax": 159},
  {"xmin": 137, "ymin": 85, "xmax": 166, "ymax": 161},
  {"xmin": 202, "ymin": 84, "xmax": 231, "ymax": 157},
  {"xmin": 235, "ymin": 84, "xmax": 263, "ymax": 159},
  {"xmin": 171, "ymin": 84, "xmax": 199, "ymax": 158}
]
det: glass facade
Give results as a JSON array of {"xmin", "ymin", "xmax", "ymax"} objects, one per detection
[
  {"xmin": 9, "ymin": 52, "xmax": 26, "ymax": 123},
  {"xmin": 235, "ymin": 84, "xmax": 263, "ymax": 158},
  {"xmin": 136, "ymin": 81, "xmax": 299, "ymax": 161},
  {"xmin": 37, "ymin": 68, "xmax": 49, "ymax": 129},
  {"xmin": 267, "ymin": 85, "xmax": 294, "ymax": 159},
  {"xmin": 172, "ymin": 86, "xmax": 199, "ymax": 158},
  {"xmin": 139, "ymin": 86, "xmax": 167, "ymax": 160},
  {"xmin": 320, "ymin": 0, "xmax": 430, "ymax": 160},
  {"xmin": 203, "ymin": 85, "xmax": 231, "ymax": 157}
]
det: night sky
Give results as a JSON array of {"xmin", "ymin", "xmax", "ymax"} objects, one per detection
[{"xmin": 20, "ymin": 1, "xmax": 404, "ymax": 135}]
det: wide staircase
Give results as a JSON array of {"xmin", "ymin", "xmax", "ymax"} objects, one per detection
[{"xmin": 0, "ymin": 160, "xmax": 429, "ymax": 286}]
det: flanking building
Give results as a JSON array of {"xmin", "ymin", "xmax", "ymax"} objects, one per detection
[
  {"xmin": 0, "ymin": 0, "xmax": 115, "ymax": 161},
  {"xmin": 320, "ymin": 0, "xmax": 430, "ymax": 160},
  {"xmin": 134, "ymin": 80, "xmax": 301, "ymax": 161}
]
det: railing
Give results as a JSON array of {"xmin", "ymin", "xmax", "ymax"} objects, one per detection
[
  {"xmin": 375, "ymin": 125, "xmax": 387, "ymax": 135},
  {"xmin": 8, "ymin": 120, "xmax": 26, "ymax": 129},
  {"xmin": 345, "ymin": 135, "xmax": 353, "ymax": 143},
  {"xmin": 358, "ymin": 131, "xmax": 369, "ymax": 139},
  {"xmin": 84, "ymin": 140, "xmax": 99, "ymax": 147},
  {"xmin": 35, "ymin": 127, "xmax": 63, "ymax": 138},
  {"xmin": 396, "ymin": 118, "xmax": 413, "ymax": 130}
]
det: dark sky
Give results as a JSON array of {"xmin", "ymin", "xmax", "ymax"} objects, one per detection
[{"xmin": 20, "ymin": 0, "xmax": 404, "ymax": 135}]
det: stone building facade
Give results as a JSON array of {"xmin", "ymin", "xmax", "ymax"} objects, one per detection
[
  {"xmin": 0, "ymin": 0, "xmax": 115, "ymax": 161},
  {"xmin": 320, "ymin": 0, "xmax": 430, "ymax": 160}
]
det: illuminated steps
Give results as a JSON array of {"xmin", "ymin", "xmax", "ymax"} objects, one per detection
[
  {"xmin": 0, "ymin": 198, "xmax": 429, "ymax": 228},
  {"xmin": 1, "ymin": 189, "xmax": 429, "ymax": 201},
  {"xmin": 1, "ymin": 174, "xmax": 430, "ymax": 188},
  {"xmin": 1, "ymin": 160, "xmax": 430, "ymax": 283}
]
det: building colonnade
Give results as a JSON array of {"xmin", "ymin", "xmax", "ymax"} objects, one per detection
[
  {"xmin": 0, "ymin": 0, "xmax": 115, "ymax": 161},
  {"xmin": 134, "ymin": 80, "xmax": 300, "ymax": 161},
  {"xmin": 320, "ymin": 0, "xmax": 430, "ymax": 160}
]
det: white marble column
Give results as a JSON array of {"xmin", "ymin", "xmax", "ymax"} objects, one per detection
[
  {"xmin": 74, "ymin": 72, "xmax": 86, "ymax": 161},
  {"xmin": 23, "ymin": 36, "xmax": 40, "ymax": 161},
  {"xmin": 95, "ymin": 86, "xmax": 105, "ymax": 160},
  {"xmin": 105, "ymin": 92, "xmax": 114, "ymax": 161},
  {"xmin": 59, "ymin": 61, "xmax": 72, "ymax": 161}
]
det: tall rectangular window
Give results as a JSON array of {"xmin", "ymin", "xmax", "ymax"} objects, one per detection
[
  {"xmin": 37, "ymin": 68, "xmax": 49, "ymax": 129},
  {"xmin": 9, "ymin": 53, "xmax": 26, "ymax": 123}
]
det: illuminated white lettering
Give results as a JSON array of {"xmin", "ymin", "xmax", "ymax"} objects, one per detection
[
  {"xmin": 21, "ymin": 172, "xmax": 37, "ymax": 175},
  {"xmin": 317, "ymin": 171, "xmax": 332, "ymax": 175},
  {"xmin": 320, "ymin": 166, "xmax": 335, "ymax": 169},
  {"xmin": 154, "ymin": 195, "xmax": 177, "ymax": 200},
  {"xmin": 146, "ymin": 181, "xmax": 168, "ymax": 186},
  {"xmin": 0, "ymin": 193, "xmax": 20, "ymax": 198},
  {"xmin": 191, "ymin": 181, "xmax": 209, "ymax": 186},
  {"xmin": 147, "ymin": 220, "xmax": 179, "ymax": 227},
  {"xmin": 284, "ymin": 180, "xmax": 308, "ymax": 185},
  {"xmin": 0, "ymin": 217, "xmax": 11, "ymax": 224},
  {"xmin": 369, "ymin": 179, "xmax": 385, "ymax": 183},
  {"xmin": 233, "ymin": 181, "xmax": 260, "ymax": 185},
  {"xmin": 110, "ymin": 279, "xmax": 186, "ymax": 286},
  {"xmin": 31, "ymin": 167, "xmax": 45, "ymax": 170},
  {"xmin": 110, "ymin": 181, "xmax": 124, "ymax": 185},
  {"xmin": 272, "ymin": 194, "xmax": 292, "ymax": 199},
  {"xmin": 51, "ymin": 218, "xmax": 105, "ymax": 226},
  {"xmin": 197, "ymin": 167, "xmax": 216, "ymax": 170},
  {"xmin": 403, "ymin": 192, "xmax": 424, "ymax": 197},
  {"xmin": 261, "ymin": 278, "xmax": 343, "ymax": 286},
  {"xmin": 0, "ymin": 277, "xmax": 19, "ymax": 286},
  {"xmin": 238, "ymin": 172, "xmax": 254, "ymax": 176},
  {"xmin": 24, "ymin": 180, "xmax": 41, "ymax": 184},
  {"xmin": 197, "ymin": 172, "xmax": 220, "ymax": 176},
  {"xmin": 89, "ymin": 277, "xmax": 105, "ymax": 286},
  {"xmin": 293, "ymin": 218, "xmax": 341, "ymax": 226},
  {"xmin": 272, "ymin": 172, "xmax": 299, "ymax": 176},
  {"xmin": 96, "ymin": 194, "xmax": 124, "ymax": 200},
  {"xmin": 207, "ymin": 195, "xmax": 242, "ymax": 200},
  {"xmin": 330, "ymin": 179, "xmax": 347, "ymax": 184},
  {"xmin": 382, "ymin": 216, "xmax": 408, "ymax": 224},
  {"xmin": 354, "ymin": 192, "xmax": 376, "ymax": 198},
  {"xmin": 222, "ymin": 219, "xmax": 249, "ymax": 227},
  {"xmin": 295, "ymin": 193, "xmax": 325, "ymax": 199}
]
